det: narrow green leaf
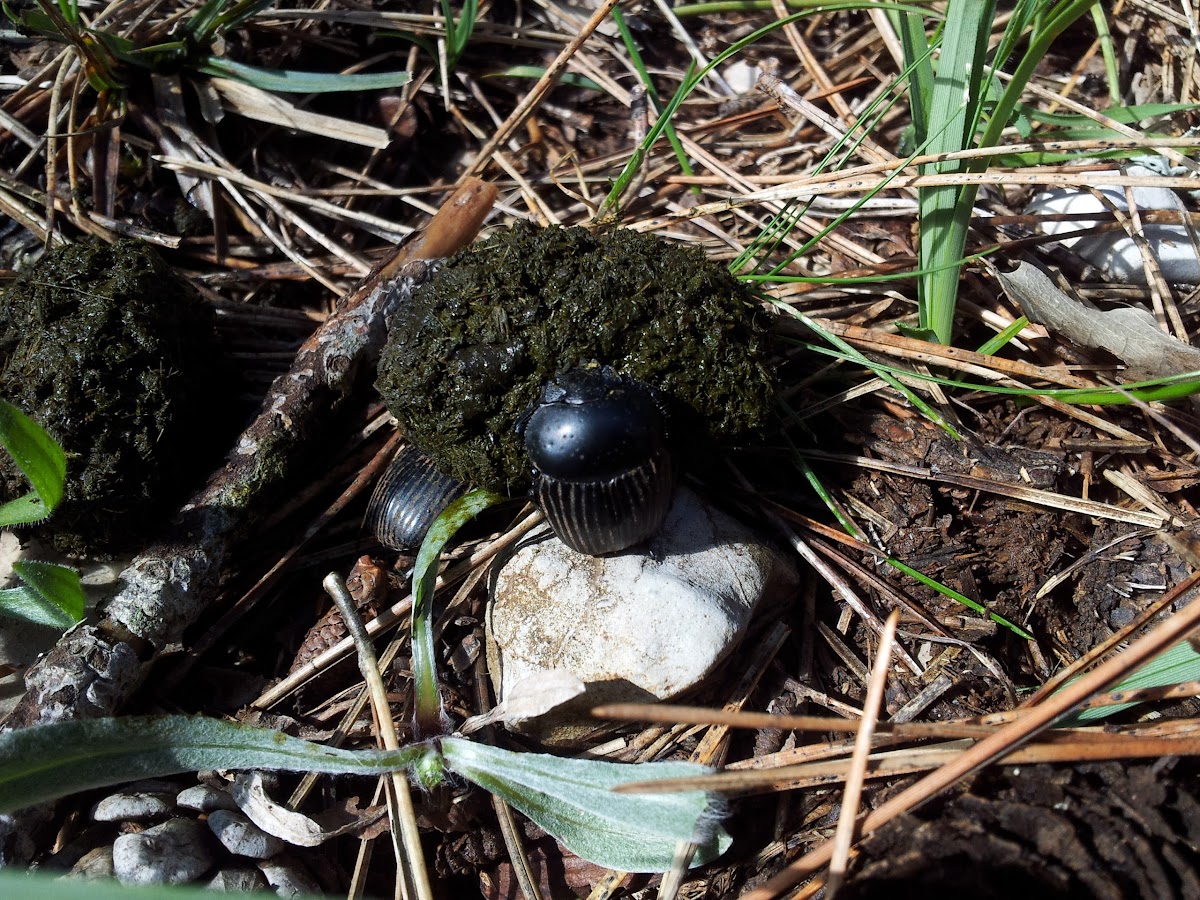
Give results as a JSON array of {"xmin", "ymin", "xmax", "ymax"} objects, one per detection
[
  {"xmin": 1060, "ymin": 640, "xmax": 1200, "ymax": 725},
  {"xmin": 775, "ymin": 304, "xmax": 961, "ymax": 439},
  {"xmin": 611, "ymin": 5, "xmax": 696, "ymax": 194},
  {"xmin": 0, "ymin": 715, "xmax": 429, "ymax": 815},
  {"xmin": 486, "ymin": 66, "xmax": 603, "ymax": 92},
  {"xmin": 916, "ymin": 0, "xmax": 994, "ymax": 344},
  {"xmin": 442, "ymin": 737, "xmax": 731, "ymax": 872},
  {"xmin": 797, "ymin": 343, "xmax": 1200, "ymax": 406},
  {"xmin": 886, "ymin": 558, "xmax": 1032, "ymax": 639},
  {"xmin": 976, "ymin": 316, "xmax": 1029, "ymax": 356},
  {"xmin": 1020, "ymin": 101, "xmax": 1200, "ymax": 127},
  {"xmin": 0, "ymin": 399, "xmax": 66, "ymax": 521},
  {"xmin": 12, "ymin": 559, "xmax": 84, "ymax": 624},
  {"xmin": 198, "ymin": 58, "xmax": 411, "ymax": 93},
  {"xmin": 411, "ymin": 489, "xmax": 507, "ymax": 732},
  {"xmin": 206, "ymin": 0, "xmax": 277, "ymax": 37},
  {"xmin": 888, "ymin": 8, "xmax": 932, "ymax": 145}
]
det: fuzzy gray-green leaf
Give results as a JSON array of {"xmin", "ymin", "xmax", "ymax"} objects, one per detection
[
  {"xmin": 442, "ymin": 736, "xmax": 731, "ymax": 872},
  {"xmin": 0, "ymin": 716, "xmax": 427, "ymax": 814}
]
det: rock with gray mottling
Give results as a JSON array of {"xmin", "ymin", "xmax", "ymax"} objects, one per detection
[
  {"xmin": 177, "ymin": 783, "xmax": 238, "ymax": 813},
  {"xmin": 207, "ymin": 867, "xmax": 269, "ymax": 892},
  {"xmin": 66, "ymin": 846, "xmax": 115, "ymax": 880},
  {"xmin": 93, "ymin": 789, "xmax": 177, "ymax": 822},
  {"xmin": 258, "ymin": 856, "xmax": 323, "ymax": 897},
  {"xmin": 208, "ymin": 809, "xmax": 285, "ymax": 859},
  {"xmin": 488, "ymin": 487, "xmax": 797, "ymax": 742},
  {"xmin": 112, "ymin": 818, "xmax": 214, "ymax": 885}
]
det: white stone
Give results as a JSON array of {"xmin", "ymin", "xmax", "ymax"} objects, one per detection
[
  {"xmin": 487, "ymin": 487, "xmax": 797, "ymax": 740},
  {"xmin": 723, "ymin": 60, "xmax": 761, "ymax": 95},
  {"xmin": 207, "ymin": 809, "xmax": 285, "ymax": 859},
  {"xmin": 1026, "ymin": 162, "xmax": 1200, "ymax": 284},
  {"xmin": 92, "ymin": 789, "xmax": 176, "ymax": 822},
  {"xmin": 112, "ymin": 818, "xmax": 214, "ymax": 885},
  {"xmin": 258, "ymin": 857, "xmax": 323, "ymax": 897},
  {"xmin": 177, "ymin": 783, "xmax": 237, "ymax": 813},
  {"xmin": 207, "ymin": 867, "xmax": 269, "ymax": 892}
]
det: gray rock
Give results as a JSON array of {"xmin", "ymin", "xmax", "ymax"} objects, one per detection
[
  {"xmin": 207, "ymin": 867, "xmax": 269, "ymax": 892},
  {"xmin": 65, "ymin": 846, "xmax": 115, "ymax": 880},
  {"xmin": 112, "ymin": 817, "xmax": 214, "ymax": 885},
  {"xmin": 93, "ymin": 790, "xmax": 177, "ymax": 822},
  {"xmin": 1026, "ymin": 162, "xmax": 1200, "ymax": 284},
  {"xmin": 488, "ymin": 487, "xmax": 797, "ymax": 741},
  {"xmin": 177, "ymin": 784, "xmax": 238, "ymax": 813},
  {"xmin": 207, "ymin": 809, "xmax": 285, "ymax": 859},
  {"xmin": 258, "ymin": 856, "xmax": 323, "ymax": 897}
]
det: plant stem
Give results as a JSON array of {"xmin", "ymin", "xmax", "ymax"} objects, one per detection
[{"xmin": 324, "ymin": 573, "xmax": 435, "ymax": 900}]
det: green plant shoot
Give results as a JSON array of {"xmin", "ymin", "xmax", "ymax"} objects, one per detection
[{"xmin": 411, "ymin": 488, "xmax": 507, "ymax": 734}]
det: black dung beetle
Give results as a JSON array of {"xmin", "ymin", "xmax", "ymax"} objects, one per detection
[
  {"xmin": 365, "ymin": 367, "xmax": 674, "ymax": 555},
  {"xmin": 365, "ymin": 444, "xmax": 467, "ymax": 551},
  {"xmin": 519, "ymin": 366, "xmax": 674, "ymax": 556}
]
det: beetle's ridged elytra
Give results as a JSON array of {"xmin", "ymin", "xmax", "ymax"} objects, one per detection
[
  {"xmin": 522, "ymin": 367, "xmax": 675, "ymax": 555},
  {"xmin": 365, "ymin": 445, "xmax": 466, "ymax": 550},
  {"xmin": 534, "ymin": 445, "xmax": 673, "ymax": 555}
]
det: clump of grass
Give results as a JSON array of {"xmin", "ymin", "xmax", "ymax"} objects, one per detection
[{"xmin": 892, "ymin": 0, "xmax": 1112, "ymax": 344}]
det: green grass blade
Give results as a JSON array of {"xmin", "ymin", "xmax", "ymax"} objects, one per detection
[
  {"xmin": 916, "ymin": 0, "xmax": 994, "ymax": 344},
  {"xmin": 772, "ymin": 302, "xmax": 961, "ymax": 438},
  {"xmin": 487, "ymin": 67, "xmax": 603, "ymax": 92},
  {"xmin": 411, "ymin": 489, "xmax": 507, "ymax": 733},
  {"xmin": 888, "ymin": 7, "xmax": 933, "ymax": 145},
  {"xmin": 610, "ymin": 6, "xmax": 696, "ymax": 192},
  {"xmin": 788, "ymin": 447, "xmax": 1030, "ymax": 638},
  {"xmin": 974, "ymin": 0, "xmax": 1101, "ymax": 156},
  {"xmin": 1089, "ymin": 2, "xmax": 1120, "ymax": 105},
  {"xmin": 886, "ymin": 557, "xmax": 1032, "ymax": 639},
  {"xmin": 601, "ymin": 3, "xmax": 934, "ymax": 218},
  {"xmin": 0, "ymin": 399, "xmax": 66, "ymax": 525},
  {"xmin": 198, "ymin": 58, "xmax": 411, "ymax": 93},
  {"xmin": 796, "ymin": 342, "xmax": 1200, "ymax": 405},
  {"xmin": 976, "ymin": 316, "xmax": 1029, "ymax": 356},
  {"xmin": 1059, "ymin": 640, "xmax": 1200, "ymax": 724}
]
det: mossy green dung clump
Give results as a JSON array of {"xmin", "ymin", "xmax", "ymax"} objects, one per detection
[
  {"xmin": 375, "ymin": 223, "xmax": 775, "ymax": 492},
  {"xmin": 0, "ymin": 239, "xmax": 222, "ymax": 554}
]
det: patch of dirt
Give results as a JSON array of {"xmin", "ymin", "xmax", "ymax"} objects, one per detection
[{"xmin": 842, "ymin": 761, "xmax": 1200, "ymax": 900}]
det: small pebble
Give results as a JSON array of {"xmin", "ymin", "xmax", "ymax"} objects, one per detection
[
  {"xmin": 112, "ymin": 818, "xmax": 214, "ymax": 885},
  {"xmin": 723, "ymin": 59, "xmax": 760, "ymax": 94},
  {"xmin": 1026, "ymin": 163, "xmax": 1200, "ymax": 284},
  {"xmin": 207, "ymin": 867, "xmax": 270, "ymax": 892},
  {"xmin": 65, "ymin": 846, "xmax": 115, "ymax": 880},
  {"xmin": 207, "ymin": 809, "xmax": 286, "ymax": 859},
  {"xmin": 177, "ymin": 783, "xmax": 238, "ymax": 813},
  {"xmin": 93, "ymin": 790, "xmax": 176, "ymax": 822},
  {"xmin": 258, "ymin": 856, "xmax": 323, "ymax": 897}
]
